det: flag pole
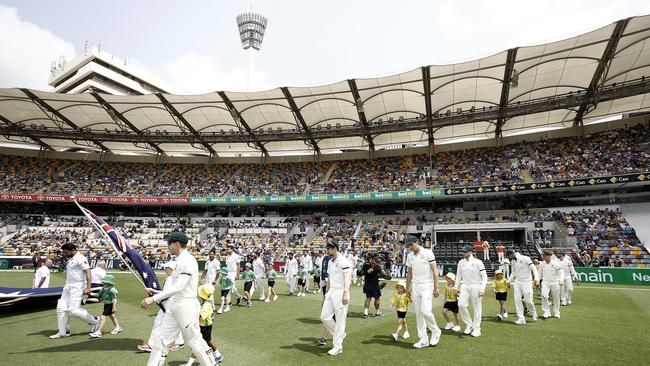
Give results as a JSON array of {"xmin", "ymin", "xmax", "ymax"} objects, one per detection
[{"xmin": 71, "ymin": 197, "xmax": 147, "ymax": 289}]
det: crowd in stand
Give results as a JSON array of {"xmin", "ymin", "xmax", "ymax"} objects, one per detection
[
  {"xmin": 1, "ymin": 208, "xmax": 648, "ymax": 269},
  {"xmin": 0, "ymin": 124, "xmax": 648, "ymax": 196},
  {"xmin": 556, "ymin": 209, "xmax": 648, "ymax": 268},
  {"xmin": 529, "ymin": 124, "xmax": 650, "ymax": 181}
]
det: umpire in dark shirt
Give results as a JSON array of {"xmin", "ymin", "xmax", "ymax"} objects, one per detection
[{"xmin": 362, "ymin": 253, "xmax": 388, "ymax": 318}]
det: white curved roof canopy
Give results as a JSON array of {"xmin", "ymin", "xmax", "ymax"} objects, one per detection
[{"xmin": 1, "ymin": 15, "xmax": 649, "ymax": 156}]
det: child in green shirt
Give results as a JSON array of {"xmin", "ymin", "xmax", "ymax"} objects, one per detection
[
  {"xmin": 217, "ymin": 267, "xmax": 233, "ymax": 314},
  {"xmin": 89, "ymin": 274, "xmax": 122, "ymax": 338},
  {"xmin": 265, "ymin": 268, "xmax": 278, "ymax": 302},
  {"xmin": 311, "ymin": 265, "xmax": 322, "ymax": 293},
  {"xmin": 242, "ymin": 263, "xmax": 256, "ymax": 307},
  {"xmin": 297, "ymin": 265, "xmax": 307, "ymax": 297}
]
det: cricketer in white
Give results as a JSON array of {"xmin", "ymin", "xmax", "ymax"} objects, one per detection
[
  {"xmin": 50, "ymin": 243, "xmax": 100, "ymax": 339},
  {"xmin": 405, "ymin": 236, "xmax": 442, "ymax": 349},
  {"xmin": 319, "ymin": 241, "xmax": 351, "ymax": 356},
  {"xmin": 141, "ymin": 232, "xmax": 217, "ymax": 366},
  {"xmin": 507, "ymin": 250, "xmax": 540, "ymax": 325},
  {"xmin": 455, "ymin": 245, "xmax": 488, "ymax": 337}
]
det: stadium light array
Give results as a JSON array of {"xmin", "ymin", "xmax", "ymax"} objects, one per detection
[{"xmin": 236, "ymin": 12, "xmax": 268, "ymax": 51}]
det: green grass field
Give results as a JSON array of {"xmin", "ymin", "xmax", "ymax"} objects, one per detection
[{"xmin": 1, "ymin": 271, "xmax": 649, "ymax": 366}]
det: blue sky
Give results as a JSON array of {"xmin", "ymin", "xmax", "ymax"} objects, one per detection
[{"xmin": 1, "ymin": 0, "xmax": 649, "ymax": 93}]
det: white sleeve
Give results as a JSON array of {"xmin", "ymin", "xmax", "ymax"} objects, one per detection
[
  {"xmin": 529, "ymin": 260, "xmax": 539, "ymax": 282},
  {"xmin": 427, "ymin": 250, "xmax": 436, "ymax": 263},
  {"xmin": 152, "ymin": 273, "xmax": 191, "ymax": 303},
  {"xmin": 508, "ymin": 261, "xmax": 516, "ymax": 282},
  {"xmin": 569, "ymin": 260, "xmax": 577, "ymax": 278},
  {"xmin": 478, "ymin": 260, "xmax": 487, "ymax": 290}
]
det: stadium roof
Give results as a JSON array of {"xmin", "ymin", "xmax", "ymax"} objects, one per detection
[{"xmin": 1, "ymin": 15, "xmax": 650, "ymax": 157}]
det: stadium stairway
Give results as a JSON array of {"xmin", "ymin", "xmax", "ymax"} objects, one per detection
[
  {"xmin": 320, "ymin": 163, "xmax": 337, "ymax": 185},
  {"xmin": 521, "ymin": 169, "xmax": 534, "ymax": 183},
  {"xmin": 481, "ymin": 259, "xmax": 496, "ymax": 277}
]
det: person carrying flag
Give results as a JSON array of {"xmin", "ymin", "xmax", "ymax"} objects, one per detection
[{"xmin": 141, "ymin": 231, "xmax": 217, "ymax": 366}]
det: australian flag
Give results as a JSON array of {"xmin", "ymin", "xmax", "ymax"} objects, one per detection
[{"xmin": 76, "ymin": 203, "xmax": 160, "ymax": 291}]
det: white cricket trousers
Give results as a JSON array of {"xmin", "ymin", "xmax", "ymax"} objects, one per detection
[
  {"xmin": 513, "ymin": 281, "xmax": 537, "ymax": 321},
  {"xmin": 56, "ymin": 283, "xmax": 97, "ymax": 335},
  {"xmin": 254, "ymin": 274, "xmax": 265, "ymax": 298},
  {"xmin": 483, "ymin": 249, "xmax": 489, "ymax": 260},
  {"xmin": 320, "ymin": 288, "xmax": 349, "ymax": 350},
  {"xmin": 304, "ymin": 273, "xmax": 311, "ymax": 291},
  {"xmin": 286, "ymin": 273, "xmax": 297, "ymax": 294},
  {"xmin": 148, "ymin": 298, "xmax": 215, "ymax": 366},
  {"xmin": 412, "ymin": 282, "xmax": 441, "ymax": 343},
  {"xmin": 458, "ymin": 284, "xmax": 483, "ymax": 330},
  {"xmin": 227, "ymin": 272, "xmax": 241, "ymax": 300},
  {"xmin": 560, "ymin": 278, "xmax": 574, "ymax": 304},
  {"xmin": 148, "ymin": 306, "xmax": 183, "ymax": 346},
  {"xmin": 541, "ymin": 282, "xmax": 561, "ymax": 317}
]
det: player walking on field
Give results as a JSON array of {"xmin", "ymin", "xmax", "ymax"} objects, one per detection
[
  {"xmin": 405, "ymin": 235, "xmax": 442, "ymax": 349},
  {"xmin": 455, "ymin": 245, "xmax": 487, "ymax": 337},
  {"xmin": 50, "ymin": 243, "xmax": 100, "ymax": 339},
  {"xmin": 319, "ymin": 241, "xmax": 351, "ymax": 356},
  {"xmin": 539, "ymin": 251, "xmax": 564, "ymax": 319},
  {"xmin": 141, "ymin": 232, "xmax": 217, "ymax": 366},
  {"xmin": 556, "ymin": 250, "xmax": 579, "ymax": 305},
  {"xmin": 507, "ymin": 249, "xmax": 540, "ymax": 325}
]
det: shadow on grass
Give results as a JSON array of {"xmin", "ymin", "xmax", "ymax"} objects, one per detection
[
  {"xmin": 440, "ymin": 329, "xmax": 465, "ymax": 338},
  {"xmin": 279, "ymin": 337, "xmax": 328, "ymax": 356},
  {"xmin": 296, "ymin": 317, "xmax": 321, "ymax": 325},
  {"xmin": 361, "ymin": 335, "xmax": 413, "ymax": 349},
  {"xmin": 11, "ymin": 338, "xmax": 143, "ymax": 353}
]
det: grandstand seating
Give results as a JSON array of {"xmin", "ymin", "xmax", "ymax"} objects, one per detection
[
  {"xmin": 1, "ymin": 124, "xmax": 647, "ymax": 197},
  {"xmin": 1, "ymin": 209, "xmax": 648, "ymax": 269}
]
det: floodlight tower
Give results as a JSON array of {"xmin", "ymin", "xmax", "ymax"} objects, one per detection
[{"xmin": 236, "ymin": 10, "xmax": 268, "ymax": 90}]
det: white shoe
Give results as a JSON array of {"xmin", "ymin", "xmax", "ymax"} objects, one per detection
[
  {"xmin": 452, "ymin": 325, "xmax": 461, "ymax": 332},
  {"xmin": 515, "ymin": 318, "xmax": 526, "ymax": 325},
  {"xmin": 463, "ymin": 327, "xmax": 472, "ymax": 335},
  {"xmin": 110, "ymin": 327, "xmax": 123, "ymax": 335},
  {"xmin": 542, "ymin": 312, "xmax": 550, "ymax": 319},
  {"xmin": 273, "ymin": 295, "xmax": 278, "ymax": 301},
  {"xmin": 532, "ymin": 313, "xmax": 538, "ymax": 321},
  {"xmin": 429, "ymin": 334, "xmax": 440, "ymax": 346},
  {"xmin": 567, "ymin": 300, "xmax": 572, "ymax": 305},
  {"xmin": 326, "ymin": 347, "xmax": 343, "ymax": 356},
  {"xmin": 224, "ymin": 306, "xmax": 231, "ymax": 313},
  {"xmin": 554, "ymin": 313, "xmax": 561, "ymax": 319},
  {"xmin": 497, "ymin": 314, "xmax": 503, "ymax": 321},
  {"xmin": 259, "ymin": 296, "xmax": 265, "ymax": 301},
  {"xmin": 90, "ymin": 316, "xmax": 100, "ymax": 333},
  {"xmin": 560, "ymin": 301, "xmax": 567, "ymax": 306},
  {"xmin": 402, "ymin": 331, "xmax": 410, "ymax": 339},
  {"xmin": 503, "ymin": 312, "xmax": 508, "ymax": 318},
  {"xmin": 49, "ymin": 333, "xmax": 70, "ymax": 339},
  {"xmin": 217, "ymin": 308, "xmax": 223, "ymax": 314},
  {"xmin": 264, "ymin": 298, "xmax": 270, "ymax": 303},
  {"xmin": 89, "ymin": 331, "xmax": 102, "ymax": 338},
  {"xmin": 391, "ymin": 333, "xmax": 398, "ymax": 342},
  {"xmin": 444, "ymin": 322, "xmax": 454, "ymax": 330},
  {"xmin": 413, "ymin": 340, "xmax": 429, "ymax": 349},
  {"xmin": 470, "ymin": 329, "xmax": 481, "ymax": 337}
]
